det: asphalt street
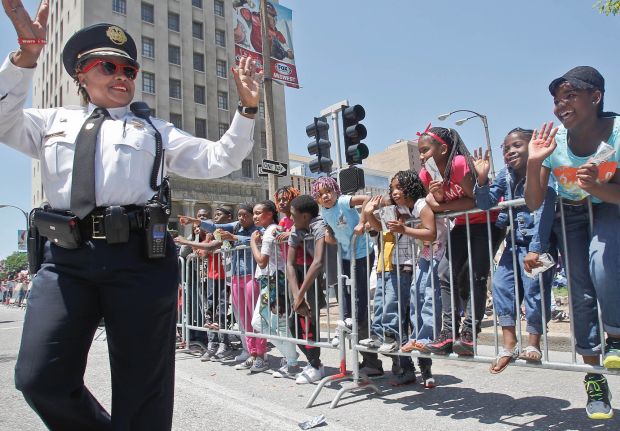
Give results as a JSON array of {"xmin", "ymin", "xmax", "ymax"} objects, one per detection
[{"xmin": 1, "ymin": 305, "xmax": 620, "ymax": 431}]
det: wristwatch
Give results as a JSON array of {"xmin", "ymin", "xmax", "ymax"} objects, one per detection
[{"xmin": 237, "ymin": 102, "xmax": 258, "ymax": 115}]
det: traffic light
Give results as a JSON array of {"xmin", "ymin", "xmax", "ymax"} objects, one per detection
[
  {"xmin": 306, "ymin": 116, "xmax": 333, "ymax": 174},
  {"xmin": 342, "ymin": 104, "xmax": 369, "ymax": 165}
]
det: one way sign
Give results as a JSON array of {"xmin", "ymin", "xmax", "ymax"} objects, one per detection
[{"xmin": 261, "ymin": 159, "xmax": 288, "ymax": 177}]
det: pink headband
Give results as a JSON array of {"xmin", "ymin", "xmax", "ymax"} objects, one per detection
[{"xmin": 416, "ymin": 123, "xmax": 449, "ymax": 147}]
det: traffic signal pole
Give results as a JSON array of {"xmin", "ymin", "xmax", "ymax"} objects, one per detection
[
  {"xmin": 260, "ymin": 0, "xmax": 278, "ymax": 198},
  {"xmin": 320, "ymin": 99, "xmax": 349, "ymax": 183}
]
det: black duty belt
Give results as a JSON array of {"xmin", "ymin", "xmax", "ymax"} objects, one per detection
[{"xmin": 80, "ymin": 205, "xmax": 146, "ymax": 240}]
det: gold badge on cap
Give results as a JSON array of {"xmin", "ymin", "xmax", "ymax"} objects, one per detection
[{"xmin": 106, "ymin": 26, "xmax": 127, "ymax": 46}]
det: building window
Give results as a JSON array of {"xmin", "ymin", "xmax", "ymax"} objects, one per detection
[
  {"xmin": 216, "ymin": 59, "xmax": 227, "ymax": 78},
  {"xmin": 170, "ymin": 113, "xmax": 183, "ymax": 129},
  {"xmin": 217, "ymin": 91, "xmax": 228, "ymax": 110},
  {"xmin": 194, "ymin": 85, "xmax": 205, "ymax": 104},
  {"xmin": 219, "ymin": 122, "xmax": 228, "ymax": 138},
  {"xmin": 214, "ymin": 0, "xmax": 224, "ymax": 17},
  {"xmin": 112, "ymin": 0, "xmax": 126, "ymax": 15},
  {"xmin": 168, "ymin": 12, "xmax": 180, "ymax": 32},
  {"xmin": 168, "ymin": 44, "xmax": 181, "ymax": 65},
  {"xmin": 169, "ymin": 79, "xmax": 182, "ymax": 99},
  {"xmin": 142, "ymin": 36, "xmax": 154, "ymax": 58},
  {"xmin": 195, "ymin": 118, "xmax": 207, "ymax": 138},
  {"xmin": 142, "ymin": 71, "xmax": 155, "ymax": 93},
  {"xmin": 259, "ymin": 101, "xmax": 265, "ymax": 119},
  {"xmin": 192, "ymin": 21, "xmax": 203, "ymax": 39},
  {"xmin": 241, "ymin": 159, "xmax": 252, "ymax": 178},
  {"xmin": 260, "ymin": 131, "xmax": 267, "ymax": 149},
  {"xmin": 192, "ymin": 0, "xmax": 202, "ymax": 8},
  {"xmin": 193, "ymin": 52, "xmax": 204, "ymax": 71},
  {"xmin": 215, "ymin": 29, "xmax": 226, "ymax": 47},
  {"xmin": 141, "ymin": 2, "xmax": 154, "ymax": 23}
]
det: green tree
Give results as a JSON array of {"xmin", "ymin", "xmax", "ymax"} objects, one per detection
[
  {"xmin": 595, "ymin": 0, "xmax": 620, "ymax": 15},
  {"xmin": 0, "ymin": 252, "xmax": 28, "ymax": 279}
]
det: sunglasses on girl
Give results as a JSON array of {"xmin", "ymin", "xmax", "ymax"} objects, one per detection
[{"xmin": 80, "ymin": 59, "xmax": 139, "ymax": 80}]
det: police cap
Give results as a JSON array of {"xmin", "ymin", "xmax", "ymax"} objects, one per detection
[{"xmin": 62, "ymin": 23, "xmax": 138, "ymax": 77}]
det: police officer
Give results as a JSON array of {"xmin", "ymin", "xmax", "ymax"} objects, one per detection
[{"xmin": 1, "ymin": 0, "xmax": 262, "ymax": 429}]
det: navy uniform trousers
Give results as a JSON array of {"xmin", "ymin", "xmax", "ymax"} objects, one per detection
[{"xmin": 14, "ymin": 231, "xmax": 179, "ymax": 431}]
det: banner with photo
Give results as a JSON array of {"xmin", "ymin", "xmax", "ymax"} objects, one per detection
[{"xmin": 233, "ymin": 0, "xmax": 299, "ymax": 88}]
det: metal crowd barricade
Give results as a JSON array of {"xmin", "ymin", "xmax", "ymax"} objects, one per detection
[
  {"xmin": 175, "ymin": 197, "xmax": 620, "ymax": 410},
  {"xmin": 175, "ymin": 228, "xmax": 362, "ymax": 408},
  {"xmin": 349, "ymin": 195, "xmax": 619, "ymax": 395}
]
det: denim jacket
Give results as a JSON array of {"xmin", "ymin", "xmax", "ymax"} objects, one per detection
[
  {"xmin": 474, "ymin": 166, "xmax": 556, "ymax": 253},
  {"xmin": 200, "ymin": 220, "xmax": 258, "ymax": 276}
]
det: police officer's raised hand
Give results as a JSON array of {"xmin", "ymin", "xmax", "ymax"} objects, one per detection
[
  {"xmin": 3, "ymin": 0, "xmax": 49, "ymax": 68},
  {"xmin": 232, "ymin": 55, "xmax": 262, "ymax": 116}
]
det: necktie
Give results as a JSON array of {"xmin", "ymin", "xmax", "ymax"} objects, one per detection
[{"xmin": 70, "ymin": 108, "xmax": 110, "ymax": 219}]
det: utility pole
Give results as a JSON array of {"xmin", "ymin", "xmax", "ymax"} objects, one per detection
[{"xmin": 260, "ymin": 0, "xmax": 278, "ymax": 198}]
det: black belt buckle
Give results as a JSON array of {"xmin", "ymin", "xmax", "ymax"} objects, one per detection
[{"xmin": 104, "ymin": 206, "xmax": 130, "ymax": 244}]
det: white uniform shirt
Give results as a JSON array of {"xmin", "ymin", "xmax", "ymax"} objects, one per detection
[{"xmin": 0, "ymin": 55, "xmax": 255, "ymax": 210}]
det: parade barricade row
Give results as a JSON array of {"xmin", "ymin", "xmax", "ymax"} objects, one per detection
[{"xmin": 174, "ymin": 197, "xmax": 620, "ymax": 409}]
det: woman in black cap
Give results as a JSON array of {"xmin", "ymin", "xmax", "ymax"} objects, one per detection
[
  {"xmin": 525, "ymin": 66, "xmax": 620, "ymax": 420},
  {"xmin": 1, "ymin": 1, "xmax": 262, "ymax": 430}
]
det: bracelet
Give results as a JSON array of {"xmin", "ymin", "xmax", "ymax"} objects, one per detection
[{"xmin": 18, "ymin": 38, "xmax": 47, "ymax": 45}]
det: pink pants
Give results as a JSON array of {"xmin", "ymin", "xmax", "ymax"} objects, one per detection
[{"xmin": 231, "ymin": 275, "xmax": 266, "ymax": 356}]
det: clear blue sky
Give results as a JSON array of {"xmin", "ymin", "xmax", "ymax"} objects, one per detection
[{"xmin": 0, "ymin": 0, "xmax": 618, "ymax": 258}]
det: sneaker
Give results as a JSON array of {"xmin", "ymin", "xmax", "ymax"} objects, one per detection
[
  {"xmin": 234, "ymin": 350, "xmax": 251, "ymax": 362},
  {"xmin": 389, "ymin": 369, "xmax": 416, "ymax": 386},
  {"xmin": 359, "ymin": 361, "xmax": 384, "ymax": 379},
  {"xmin": 584, "ymin": 374, "xmax": 614, "ymax": 420},
  {"xmin": 378, "ymin": 338, "xmax": 399, "ymax": 354},
  {"xmin": 425, "ymin": 329, "xmax": 455, "ymax": 355},
  {"xmin": 214, "ymin": 343, "xmax": 235, "ymax": 361},
  {"xmin": 603, "ymin": 338, "xmax": 620, "ymax": 369},
  {"xmin": 452, "ymin": 328, "xmax": 475, "ymax": 356},
  {"xmin": 330, "ymin": 333, "xmax": 340, "ymax": 348},
  {"xmin": 419, "ymin": 363, "xmax": 436, "ymax": 388},
  {"xmin": 295, "ymin": 364, "xmax": 325, "ymax": 384},
  {"xmin": 401, "ymin": 339, "xmax": 429, "ymax": 354},
  {"xmin": 273, "ymin": 358, "xmax": 301, "ymax": 378},
  {"xmin": 200, "ymin": 342, "xmax": 219, "ymax": 362},
  {"xmin": 551, "ymin": 309, "xmax": 568, "ymax": 321},
  {"xmin": 250, "ymin": 356, "xmax": 269, "ymax": 373},
  {"xmin": 235, "ymin": 356, "xmax": 255, "ymax": 370},
  {"xmin": 359, "ymin": 335, "xmax": 382, "ymax": 349}
]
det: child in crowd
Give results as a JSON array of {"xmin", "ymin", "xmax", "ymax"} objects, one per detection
[
  {"xmin": 202, "ymin": 204, "xmax": 262, "ymax": 364},
  {"xmin": 311, "ymin": 177, "xmax": 384, "ymax": 377},
  {"xmin": 474, "ymin": 128, "xmax": 557, "ymax": 374},
  {"xmin": 525, "ymin": 66, "xmax": 620, "ymax": 420},
  {"xmin": 286, "ymin": 195, "xmax": 329, "ymax": 383},
  {"xmin": 418, "ymin": 126, "xmax": 504, "ymax": 356},
  {"xmin": 364, "ymin": 170, "xmax": 445, "ymax": 387},
  {"xmin": 249, "ymin": 201, "xmax": 299, "ymax": 374}
]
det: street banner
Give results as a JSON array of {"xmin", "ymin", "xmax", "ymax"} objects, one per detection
[
  {"xmin": 233, "ymin": 0, "xmax": 299, "ymax": 88},
  {"xmin": 17, "ymin": 229, "xmax": 26, "ymax": 252}
]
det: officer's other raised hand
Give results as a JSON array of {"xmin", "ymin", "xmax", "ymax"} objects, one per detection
[
  {"xmin": 232, "ymin": 55, "xmax": 262, "ymax": 115},
  {"xmin": 3, "ymin": 0, "xmax": 49, "ymax": 68}
]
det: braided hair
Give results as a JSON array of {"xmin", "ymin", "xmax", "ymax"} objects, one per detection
[
  {"xmin": 421, "ymin": 127, "xmax": 476, "ymax": 184},
  {"xmin": 311, "ymin": 176, "xmax": 341, "ymax": 201},
  {"xmin": 389, "ymin": 170, "xmax": 426, "ymax": 204},
  {"xmin": 274, "ymin": 186, "xmax": 301, "ymax": 203}
]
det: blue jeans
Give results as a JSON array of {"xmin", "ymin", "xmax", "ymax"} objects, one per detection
[
  {"xmin": 493, "ymin": 244, "xmax": 554, "ymax": 335},
  {"xmin": 555, "ymin": 202, "xmax": 620, "ymax": 356},
  {"xmin": 409, "ymin": 258, "xmax": 442, "ymax": 344},
  {"xmin": 377, "ymin": 269, "xmax": 412, "ymax": 342}
]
